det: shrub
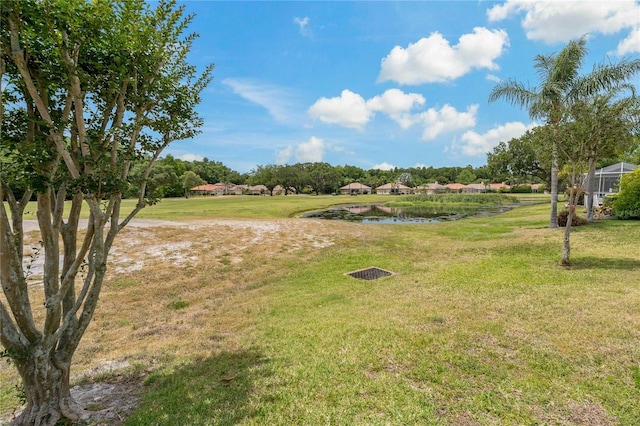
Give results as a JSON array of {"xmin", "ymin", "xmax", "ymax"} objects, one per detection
[
  {"xmin": 511, "ymin": 185, "xmax": 532, "ymax": 193},
  {"xmin": 612, "ymin": 169, "xmax": 640, "ymax": 220},
  {"xmin": 169, "ymin": 300, "xmax": 190, "ymax": 310},
  {"xmin": 557, "ymin": 210, "xmax": 587, "ymax": 227}
]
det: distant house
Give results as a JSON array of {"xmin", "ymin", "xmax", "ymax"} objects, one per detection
[
  {"xmin": 340, "ymin": 182, "xmax": 371, "ymax": 195},
  {"xmin": 246, "ymin": 185, "xmax": 268, "ymax": 195},
  {"xmin": 190, "ymin": 182, "xmax": 234, "ymax": 195},
  {"xmin": 190, "ymin": 183, "xmax": 220, "ymax": 195},
  {"xmin": 230, "ymin": 184, "xmax": 247, "ymax": 195},
  {"xmin": 415, "ymin": 182, "xmax": 446, "ymax": 194},
  {"xmin": 465, "ymin": 183, "xmax": 487, "ymax": 193},
  {"xmin": 489, "ymin": 182, "xmax": 511, "ymax": 192},
  {"xmin": 444, "ymin": 183, "xmax": 466, "ymax": 193},
  {"xmin": 273, "ymin": 185, "xmax": 296, "ymax": 195},
  {"xmin": 375, "ymin": 183, "xmax": 412, "ymax": 195}
]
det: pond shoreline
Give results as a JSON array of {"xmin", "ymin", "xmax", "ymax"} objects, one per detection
[{"xmin": 301, "ymin": 202, "xmax": 523, "ymax": 224}]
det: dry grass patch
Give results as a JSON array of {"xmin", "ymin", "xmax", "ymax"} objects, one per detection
[{"xmin": 1, "ymin": 218, "xmax": 376, "ymax": 420}]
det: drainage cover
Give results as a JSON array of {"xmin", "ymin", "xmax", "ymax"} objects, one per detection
[{"xmin": 346, "ymin": 267, "xmax": 395, "ymax": 280}]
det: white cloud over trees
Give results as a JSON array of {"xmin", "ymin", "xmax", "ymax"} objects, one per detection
[
  {"xmin": 457, "ymin": 121, "xmax": 535, "ymax": 156},
  {"xmin": 377, "ymin": 27, "xmax": 509, "ymax": 84},
  {"xmin": 276, "ymin": 137, "xmax": 326, "ymax": 164},
  {"xmin": 372, "ymin": 162, "xmax": 396, "ymax": 171},
  {"xmin": 295, "ymin": 136, "xmax": 325, "ymax": 162}
]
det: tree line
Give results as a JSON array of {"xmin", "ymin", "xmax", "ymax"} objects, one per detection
[{"xmin": 126, "ymin": 156, "xmax": 520, "ymax": 198}]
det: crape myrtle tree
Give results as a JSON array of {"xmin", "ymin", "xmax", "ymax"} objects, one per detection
[
  {"xmin": 557, "ymin": 90, "xmax": 638, "ymax": 264},
  {"xmin": 489, "ymin": 36, "xmax": 640, "ymax": 229},
  {"xmin": 581, "ymin": 91, "xmax": 638, "ymax": 222},
  {"xmin": 0, "ymin": 0, "xmax": 213, "ymax": 424}
]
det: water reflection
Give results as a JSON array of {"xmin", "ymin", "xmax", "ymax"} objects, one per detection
[{"xmin": 302, "ymin": 203, "xmax": 514, "ymax": 224}]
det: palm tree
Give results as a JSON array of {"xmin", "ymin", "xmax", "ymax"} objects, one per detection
[{"xmin": 489, "ymin": 36, "xmax": 640, "ymax": 229}]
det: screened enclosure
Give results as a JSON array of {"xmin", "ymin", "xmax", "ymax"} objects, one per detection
[{"xmin": 591, "ymin": 162, "xmax": 637, "ymax": 199}]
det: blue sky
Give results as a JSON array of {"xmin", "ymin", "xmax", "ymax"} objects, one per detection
[{"xmin": 164, "ymin": 1, "xmax": 640, "ymax": 173}]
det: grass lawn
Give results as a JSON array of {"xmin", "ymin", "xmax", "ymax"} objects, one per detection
[{"xmin": 2, "ymin": 194, "xmax": 639, "ymax": 425}]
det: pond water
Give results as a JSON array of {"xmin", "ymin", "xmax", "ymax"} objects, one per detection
[{"xmin": 301, "ymin": 203, "xmax": 517, "ymax": 224}]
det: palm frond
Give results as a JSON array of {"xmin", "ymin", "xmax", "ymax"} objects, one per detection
[
  {"xmin": 571, "ymin": 58, "xmax": 640, "ymax": 100},
  {"xmin": 488, "ymin": 79, "xmax": 538, "ymax": 111},
  {"xmin": 549, "ymin": 36, "xmax": 588, "ymax": 92}
]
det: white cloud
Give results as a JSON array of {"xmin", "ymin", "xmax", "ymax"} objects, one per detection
[
  {"xmin": 486, "ymin": 74, "xmax": 502, "ymax": 83},
  {"xmin": 275, "ymin": 146, "xmax": 292, "ymax": 164},
  {"xmin": 294, "ymin": 16, "xmax": 312, "ymax": 38},
  {"xmin": 178, "ymin": 153, "xmax": 204, "ymax": 162},
  {"xmin": 378, "ymin": 27, "xmax": 509, "ymax": 85},
  {"xmin": 367, "ymin": 89, "xmax": 425, "ymax": 128},
  {"xmin": 487, "ymin": 1, "xmax": 640, "ymax": 45},
  {"xmin": 275, "ymin": 137, "xmax": 326, "ymax": 164},
  {"xmin": 308, "ymin": 89, "xmax": 373, "ymax": 130},
  {"xmin": 457, "ymin": 121, "xmax": 535, "ymax": 156},
  {"xmin": 616, "ymin": 27, "xmax": 640, "ymax": 55},
  {"xmin": 418, "ymin": 104, "xmax": 479, "ymax": 140},
  {"xmin": 223, "ymin": 78, "xmax": 298, "ymax": 124},
  {"xmin": 373, "ymin": 162, "xmax": 396, "ymax": 171},
  {"xmin": 295, "ymin": 137, "xmax": 325, "ymax": 163}
]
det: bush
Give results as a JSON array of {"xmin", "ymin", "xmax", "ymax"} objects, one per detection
[
  {"xmin": 511, "ymin": 185, "xmax": 532, "ymax": 193},
  {"xmin": 557, "ymin": 209, "xmax": 587, "ymax": 227},
  {"xmin": 612, "ymin": 169, "xmax": 640, "ymax": 220}
]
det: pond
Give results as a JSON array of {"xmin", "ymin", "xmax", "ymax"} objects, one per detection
[{"xmin": 301, "ymin": 203, "xmax": 518, "ymax": 224}]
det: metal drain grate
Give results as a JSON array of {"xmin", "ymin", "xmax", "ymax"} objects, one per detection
[{"xmin": 346, "ymin": 267, "xmax": 395, "ymax": 280}]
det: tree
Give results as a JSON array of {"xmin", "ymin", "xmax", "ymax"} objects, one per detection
[
  {"xmin": 307, "ymin": 162, "xmax": 341, "ymax": 194},
  {"xmin": 396, "ymin": 172, "xmax": 414, "ymax": 187},
  {"xmin": 487, "ymin": 129, "xmax": 553, "ymax": 186},
  {"xmin": 612, "ymin": 168, "xmax": 640, "ymax": 219},
  {"xmin": 489, "ymin": 36, "xmax": 640, "ymax": 229},
  {"xmin": 556, "ymin": 89, "xmax": 638, "ymax": 265},
  {"xmin": 182, "ymin": 170, "xmax": 206, "ymax": 198},
  {"xmin": 0, "ymin": 1, "xmax": 213, "ymax": 424},
  {"xmin": 456, "ymin": 168, "xmax": 476, "ymax": 185},
  {"xmin": 249, "ymin": 164, "xmax": 280, "ymax": 195},
  {"xmin": 580, "ymin": 92, "xmax": 638, "ymax": 222}
]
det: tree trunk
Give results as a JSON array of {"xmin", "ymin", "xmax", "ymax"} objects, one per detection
[
  {"xmin": 561, "ymin": 211, "xmax": 572, "ymax": 266},
  {"xmin": 585, "ymin": 158, "xmax": 597, "ymax": 223},
  {"xmin": 12, "ymin": 348, "xmax": 87, "ymax": 426},
  {"xmin": 561, "ymin": 185, "xmax": 579, "ymax": 266},
  {"xmin": 549, "ymin": 141, "xmax": 559, "ymax": 228}
]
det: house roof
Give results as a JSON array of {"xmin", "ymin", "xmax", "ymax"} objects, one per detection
[
  {"xmin": 191, "ymin": 184, "xmax": 217, "ymax": 191},
  {"xmin": 595, "ymin": 162, "xmax": 638, "ymax": 175},
  {"xmin": 417, "ymin": 183, "xmax": 446, "ymax": 190},
  {"xmin": 465, "ymin": 183, "xmax": 486, "ymax": 190},
  {"xmin": 340, "ymin": 182, "xmax": 371, "ymax": 190},
  {"xmin": 248, "ymin": 185, "xmax": 268, "ymax": 191},
  {"xmin": 489, "ymin": 182, "xmax": 510, "ymax": 189},
  {"xmin": 445, "ymin": 183, "xmax": 466, "ymax": 190},
  {"xmin": 376, "ymin": 183, "xmax": 411, "ymax": 190}
]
